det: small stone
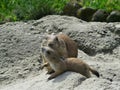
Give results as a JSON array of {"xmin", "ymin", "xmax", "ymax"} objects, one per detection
[
  {"xmin": 107, "ymin": 11, "xmax": 120, "ymax": 22},
  {"xmin": 63, "ymin": 0, "xmax": 82, "ymax": 16},
  {"xmin": 92, "ymin": 9, "xmax": 109, "ymax": 22},
  {"xmin": 77, "ymin": 7, "xmax": 97, "ymax": 21}
]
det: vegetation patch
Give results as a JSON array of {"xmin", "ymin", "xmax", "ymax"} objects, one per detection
[
  {"xmin": 0, "ymin": 0, "xmax": 69, "ymax": 22},
  {"xmin": 0, "ymin": 0, "xmax": 120, "ymax": 22},
  {"xmin": 82, "ymin": 0, "xmax": 120, "ymax": 12}
]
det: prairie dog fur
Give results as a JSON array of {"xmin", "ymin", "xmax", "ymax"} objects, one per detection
[
  {"xmin": 41, "ymin": 33, "xmax": 78, "ymax": 74},
  {"xmin": 42, "ymin": 46, "xmax": 99, "ymax": 80},
  {"xmin": 47, "ymin": 33, "xmax": 78, "ymax": 58}
]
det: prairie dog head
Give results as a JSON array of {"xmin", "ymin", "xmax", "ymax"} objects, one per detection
[
  {"xmin": 41, "ymin": 46, "xmax": 60, "ymax": 62},
  {"xmin": 47, "ymin": 35, "xmax": 67, "ymax": 57},
  {"xmin": 48, "ymin": 36, "xmax": 66, "ymax": 49},
  {"xmin": 41, "ymin": 34, "xmax": 68, "ymax": 58}
]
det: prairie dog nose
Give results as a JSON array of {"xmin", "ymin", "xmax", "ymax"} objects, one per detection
[
  {"xmin": 41, "ymin": 47, "xmax": 45, "ymax": 52},
  {"xmin": 48, "ymin": 43, "xmax": 53, "ymax": 47}
]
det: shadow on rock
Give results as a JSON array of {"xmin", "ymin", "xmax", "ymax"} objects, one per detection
[{"xmin": 52, "ymin": 72, "xmax": 86, "ymax": 84}]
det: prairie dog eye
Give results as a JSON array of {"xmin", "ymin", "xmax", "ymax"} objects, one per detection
[
  {"xmin": 48, "ymin": 43, "xmax": 54, "ymax": 47},
  {"xmin": 46, "ymin": 51, "xmax": 51, "ymax": 55}
]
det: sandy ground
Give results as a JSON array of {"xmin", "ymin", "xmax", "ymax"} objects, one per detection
[{"xmin": 0, "ymin": 15, "xmax": 120, "ymax": 90}]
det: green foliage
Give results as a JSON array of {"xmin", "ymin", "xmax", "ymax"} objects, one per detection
[
  {"xmin": 0, "ymin": 0, "xmax": 119, "ymax": 22},
  {"xmin": 82, "ymin": 0, "xmax": 120, "ymax": 11},
  {"xmin": 0, "ymin": 0, "xmax": 69, "ymax": 22}
]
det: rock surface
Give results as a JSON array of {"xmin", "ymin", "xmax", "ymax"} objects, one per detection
[
  {"xmin": 107, "ymin": 10, "xmax": 120, "ymax": 22},
  {"xmin": 0, "ymin": 15, "xmax": 120, "ymax": 90},
  {"xmin": 92, "ymin": 9, "xmax": 109, "ymax": 22},
  {"xmin": 63, "ymin": 0, "xmax": 82, "ymax": 16},
  {"xmin": 77, "ymin": 7, "xmax": 96, "ymax": 21}
]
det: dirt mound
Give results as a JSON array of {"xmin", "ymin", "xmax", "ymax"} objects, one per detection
[{"xmin": 0, "ymin": 15, "xmax": 120, "ymax": 90}]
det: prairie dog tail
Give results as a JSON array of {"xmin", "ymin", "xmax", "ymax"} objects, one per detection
[{"xmin": 89, "ymin": 68, "xmax": 99, "ymax": 77}]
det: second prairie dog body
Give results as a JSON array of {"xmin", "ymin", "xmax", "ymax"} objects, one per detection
[
  {"xmin": 41, "ymin": 33, "xmax": 78, "ymax": 74},
  {"xmin": 47, "ymin": 33, "xmax": 78, "ymax": 58},
  {"xmin": 42, "ymin": 47, "xmax": 99, "ymax": 80}
]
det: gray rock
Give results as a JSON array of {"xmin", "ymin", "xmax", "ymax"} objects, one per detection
[
  {"xmin": 77, "ymin": 7, "xmax": 97, "ymax": 21},
  {"xmin": 106, "ymin": 23, "xmax": 120, "ymax": 35},
  {"xmin": 0, "ymin": 22, "xmax": 42, "ymax": 85},
  {"xmin": 64, "ymin": 22, "xmax": 120, "ymax": 55},
  {"xmin": 35, "ymin": 15, "xmax": 120, "ymax": 55},
  {"xmin": 0, "ymin": 15, "xmax": 120, "ymax": 90},
  {"xmin": 107, "ymin": 11, "xmax": 120, "ymax": 22},
  {"xmin": 92, "ymin": 9, "xmax": 109, "ymax": 22},
  {"xmin": 115, "ymin": 24, "xmax": 120, "ymax": 35},
  {"xmin": 63, "ymin": 0, "xmax": 82, "ymax": 16}
]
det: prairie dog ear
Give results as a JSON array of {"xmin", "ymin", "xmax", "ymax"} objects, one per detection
[
  {"xmin": 45, "ymin": 35, "xmax": 51, "ymax": 40},
  {"xmin": 60, "ymin": 57, "xmax": 65, "ymax": 61},
  {"xmin": 59, "ymin": 39, "xmax": 66, "ymax": 48},
  {"xmin": 43, "ymin": 34, "xmax": 52, "ymax": 40},
  {"xmin": 45, "ymin": 33, "xmax": 56, "ymax": 40},
  {"xmin": 54, "ymin": 36, "xmax": 59, "ymax": 42}
]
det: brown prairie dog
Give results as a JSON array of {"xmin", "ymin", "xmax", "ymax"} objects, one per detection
[
  {"xmin": 41, "ymin": 33, "xmax": 78, "ymax": 74},
  {"xmin": 47, "ymin": 33, "xmax": 78, "ymax": 58},
  {"xmin": 41, "ymin": 46, "xmax": 99, "ymax": 80}
]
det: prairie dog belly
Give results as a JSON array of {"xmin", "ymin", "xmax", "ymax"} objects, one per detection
[{"xmin": 49, "ymin": 61, "xmax": 66, "ymax": 72}]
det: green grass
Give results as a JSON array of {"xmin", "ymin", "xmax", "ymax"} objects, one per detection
[
  {"xmin": 0, "ymin": 0, "xmax": 120, "ymax": 22},
  {"xmin": 82, "ymin": 0, "xmax": 120, "ymax": 11},
  {"xmin": 0, "ymin": 0, "xmax": 69, "ymax": 22}
]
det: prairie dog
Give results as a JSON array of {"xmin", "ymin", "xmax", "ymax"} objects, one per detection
[
  {"xmin": 42, "ymin": 46, "xmax": 99, "ymax": 80},
  {"xmin": 47, "ymin": 33, "xmax": 78, "ymax": 58},
  {"xmin": 41, "ymin": 33, "xmax": 78, "ymax": 74}
]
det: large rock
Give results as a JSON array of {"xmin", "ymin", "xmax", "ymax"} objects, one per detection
[
  {"xmin": 63, "ymin": 0, "xmax": 82, "ymax": 16},
  {"xmin": 77, "ymin": 7, "xmax": 97, "ymax": 21},
  {"xmin": 1, "ymin": 49, "xmax": 120, "ymax": 90},
  {"xmin": 0, "ymin": 15, "xmax": 120, "ymax": 90},
  {"xmin": 107, "ymin": 11, "xmax": 120, "ymax": 22},
  {"xmin": 92, "ymin": 9, "xmax": 109, "ymax": 22},
  {"xmin": 0, "ymin": 22, "xmax": 42, "ymax": 85},
  {"xmin": 65, "ymin": 23, "xmax": 120, "ymax": 55},
  {"xmin": 34, "ymin": 15, "xmax": 120, "ymax": 55}
]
